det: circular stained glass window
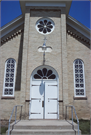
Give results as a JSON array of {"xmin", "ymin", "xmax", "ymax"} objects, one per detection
[{"xmin": 36, "ymin": 18, "xmax": 55, "ymax": 35}]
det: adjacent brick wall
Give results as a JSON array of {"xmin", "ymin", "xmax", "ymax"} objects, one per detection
[
  {"xmin": 0, "ymin": 30, "xmax": 23, "ymax": 120},
  {"xmin": 67, "ymin": 33, "xmax": 91, "ymax": 119}
]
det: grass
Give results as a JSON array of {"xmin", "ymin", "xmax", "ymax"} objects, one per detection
[
  {"xmin": 73, "ymin": 119, "xmax": 90, "ymax": 134},
  {"xmin": 1, "ymin": 126, "xmax": 8, "ymax": 134}
]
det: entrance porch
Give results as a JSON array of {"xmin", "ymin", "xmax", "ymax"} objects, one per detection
[{"xmin": 7, "ymin": 119, "xmax": 81, "ymax": 135}]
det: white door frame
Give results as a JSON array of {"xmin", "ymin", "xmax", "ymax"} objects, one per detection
[{"xmin": 29, "ymin": 65, "xmax": 59, "ymax": 119}]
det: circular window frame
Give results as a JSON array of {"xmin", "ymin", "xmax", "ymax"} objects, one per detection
[{"xmin": 36, "ymin": 18, "xmax": 55, "ymax": 35}]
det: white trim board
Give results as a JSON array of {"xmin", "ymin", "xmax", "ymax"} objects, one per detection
[
  {"xmin": 67, "ymin": 15, "xmax": 90, "ymax": 40},
  {"xmin": 26, "ymin": 2, "xmax": 66, "ymax": 7},
  {"xmin": 0, "ymin": 15, "xmax": 24, "ymax": 38}
]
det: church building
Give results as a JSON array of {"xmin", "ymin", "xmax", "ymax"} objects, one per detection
[{"xmin": 0, "ymin": 0, "xmax": 91, "ymax": 121}]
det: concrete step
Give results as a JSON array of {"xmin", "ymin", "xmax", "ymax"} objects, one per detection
[
  {"xmin": 14, "ymin": 125, "xmax": 72, "ymax": 130},
  {"xmin": 11, "ymin": 119, "xmax": 78, "ymax": 130},
  {"xmin": 13, "ymin": 121, "xmax": 76, "ymax": 130},
  {"xmin": 10, "ymin": 129, "xmax": 80, "ymax": 135},
  {"xmin": 6, "ymin": 119, "xmax": 81, "ymax": 135}
]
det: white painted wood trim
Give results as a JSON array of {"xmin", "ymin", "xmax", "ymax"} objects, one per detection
[
  {"xmin": 26, "ymin": 2, "xmax": 66, "ymax": 7},
  {"xmin": 73, "ymin": 59, "xmax": 86, "ymax": 97},
  {"xmin": 3, "ymin": 58, "xmax": 16, "ymax": 97},
  {"xmin": 67, "ymin": 15, "xmax": 90, "ymax": 40},
  {"xmin": 29, "ymin": 65, "xmax": 59, "ymax": 119}
]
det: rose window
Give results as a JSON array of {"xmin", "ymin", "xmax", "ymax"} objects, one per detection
[
  {"xmin": 36, "ymin": 18, "xmax": 55, "ymax": 35},
  {"xmin": 33, "ymin": 68, "xmax": 56, "ymax": 79}
]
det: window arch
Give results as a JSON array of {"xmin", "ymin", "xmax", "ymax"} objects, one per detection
[
  {"xmin": 73, "ymin": 59, "xmax": 85, "ymax": 97},
  {"xmin": 3, "ymin": 58, "xmax": 16, "ymax": 96},
  {"xmin": 33, "ymin": 67, "xmax": 56, "ymax": 80}
]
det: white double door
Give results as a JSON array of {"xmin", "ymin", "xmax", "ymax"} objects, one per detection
[{"xmin": 29, "ymin": 81, "xmax": 58, "ymax": 119}]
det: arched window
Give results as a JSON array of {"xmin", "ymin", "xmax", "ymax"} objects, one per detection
[
  {"xmin": 33, "ymin": 68, "xmax": 56, "ymax": 80},
  {"xmin": 73, "ymin": 59, "xmax": 85, "ymax": 97},
  {"xmin": 3, "ymin": 58, "xmax": 16, "ymax": 96}
]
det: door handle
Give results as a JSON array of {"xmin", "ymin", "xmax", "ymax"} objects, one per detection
[{"xmin": 42, "ymin": 101, "xmax": 44, "ymax": 107}]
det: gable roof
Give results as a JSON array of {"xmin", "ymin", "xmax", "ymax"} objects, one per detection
[{"xmin": 0, "ymin": 0, "xmax": 90, "ymax": 44}]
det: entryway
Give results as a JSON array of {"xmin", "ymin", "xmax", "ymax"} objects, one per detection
[
  {"xmin": 29, "ymin": 65, "xmax": 59, "ymax": 119},
  {"xmin": 8, "ymin": 119, "xmax": 81, "ymax": 135}
]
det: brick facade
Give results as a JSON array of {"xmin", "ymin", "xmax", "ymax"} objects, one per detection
[{"xmin": 0, "ymin": 6, "xmax": 90, "ymax": 120}]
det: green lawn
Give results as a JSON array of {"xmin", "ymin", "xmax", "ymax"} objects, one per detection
[
  {"xmin": 1, "ymin": 127, "xmax": 8, "ymax": 134},
  {"xmin": 74, "ymin": 119, "xmax": 90, "ymax": 134}
]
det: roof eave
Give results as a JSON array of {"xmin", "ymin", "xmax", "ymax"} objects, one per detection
[
  {"xmin": 0, "ymin": 1, "xmax": 90, "ymax": 41},
  {"xmin": 67, "ymin": 15, "xmax": 90, "ymax": 40},
  {"xmin": 0, "ymin": 15, "xmax": 24, "ymax": 38}
]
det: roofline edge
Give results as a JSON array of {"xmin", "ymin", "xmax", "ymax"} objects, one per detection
[{"xmin": 67, "ymin": 15, "xmax": 90, "ymax": 40}]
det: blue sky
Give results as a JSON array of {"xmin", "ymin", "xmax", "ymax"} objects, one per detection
[
  {"xmin": 0, "ymin": 0, "xmax": 91, "ymax": 29},
  {"xmin": 69, "ymin": 0, "xmax": 90, "ymax": 29},
  {"xmin": 1, "ymin": 0, "xmax": 22, "ymax": 27}
]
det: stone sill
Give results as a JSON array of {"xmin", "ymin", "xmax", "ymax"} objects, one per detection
[
  {"xmin": 1, "ymin": 96, "xmax": 15, "ymax": 99},
  {"xmin": 73, "ymin": 97, "xmax": 87, "ymax": 100}
]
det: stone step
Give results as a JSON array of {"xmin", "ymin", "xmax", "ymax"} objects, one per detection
[
  {"xmin": 14, "ymin": 125, "xmax": 73, "ymax": 130},
  {"xmin": 10, "ymin": 119, "xmax": 78, "ymax": 130},
  {"xmin": 9, "ymin": 129, "xmax": 81, "ymax": 135},
  {"xmin": 7, "ymin": 120, "xmax": 81, "ymax": 135}
]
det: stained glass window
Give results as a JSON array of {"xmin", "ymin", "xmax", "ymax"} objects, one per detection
[
  {"xmin": 74, "ymin": 59, "xmax": 85, "ymax": 97},
  {"xmin": 36, "ymin": 18, "xmax": 55, "ymax": 35},
  {"xmin": 3, "ymin": 58, "xmax": 16, "ymax": 96},
  {"xmin": 33, "ymin": 68, "xmax": 56, "ymax": 80}
]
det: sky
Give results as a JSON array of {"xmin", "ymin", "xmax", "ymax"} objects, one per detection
[
  {"xmin": 1, "ymin": 0, "xmax": 22, "ymax": 27},
  {"xmin": 69, "ymin": 0, "xmax": 90, "ymax": 29},
  {"xmin": 0, "ymin": 0, "xmax": 91, "ymax": 29}
]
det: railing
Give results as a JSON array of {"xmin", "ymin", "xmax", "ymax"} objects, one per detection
[
  {"xmin": 65, "ymin": 105, "xmax": 79, "ymax": 135},
  {"xmin": 8, "ymin": 105, "xmax": 23, "ymax": 135}
]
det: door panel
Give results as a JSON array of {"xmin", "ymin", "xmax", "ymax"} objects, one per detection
[
  {"xmin": 30, "ymin": 84, "xmax": 43, "ymax": 119},
  {"xmin": 30, "ymin": 99, "xmax": 43, "ymax": 119},
  {"xmin": 30, "ymin": 82, "xmax": 58, "ymax": 119},
  {"xmin": 45, "ymin": 83, "xmax": 58, "ymax": 119}
]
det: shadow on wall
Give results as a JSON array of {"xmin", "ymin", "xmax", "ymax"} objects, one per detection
[
  {"xmin": 15, "ymin": 32, "xmax": 24, "ymax": 91},
  {"xmin": 39, "ymin": 80, "xmax": 45, "ymax": 95}
]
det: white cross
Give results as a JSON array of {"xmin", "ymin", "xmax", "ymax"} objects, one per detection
[
  {"xmin": 43, "ymin": 36, "xmax": 47, "ymax": 45},
  {"xmin": 43, "ymin": 37, "xmax": 47, "ymax": 65}
]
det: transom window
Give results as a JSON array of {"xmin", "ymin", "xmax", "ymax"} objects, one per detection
[
  {"xmin": 33, "ymin": 68, "xmax": 56, "ymax": 80},
  {"xmin": 3, "ymin": 58, "xmax": 16, "ymax": 96},
  {"xmin": 36, "ymin": 18, "xmax": 55, "ymax": 35},
  {"xmin": 73, "ymin": 59, "xmax": 85, "ymax": 97}
]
